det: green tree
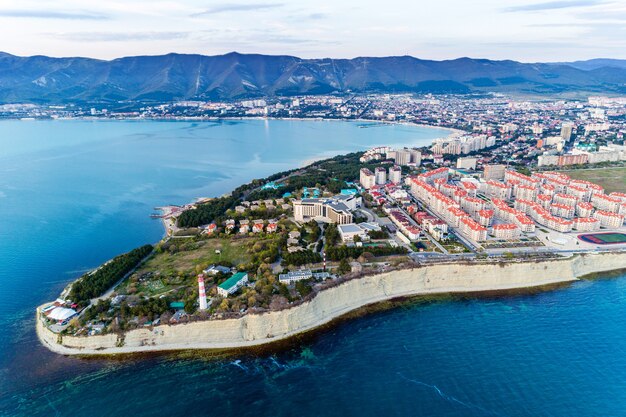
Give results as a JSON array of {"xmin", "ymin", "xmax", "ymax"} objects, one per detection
[
  {"xmin": 295, "ymin": 280, "xmax": 313, "ymax": 297},
  {"xmin": 338, "ymin": 258, "xmax": 351, "ymax": 274}
]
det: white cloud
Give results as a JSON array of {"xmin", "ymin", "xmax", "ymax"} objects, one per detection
[{"xmin": 0, "ymin": 0, "xmax": 625, "ymax": 61}]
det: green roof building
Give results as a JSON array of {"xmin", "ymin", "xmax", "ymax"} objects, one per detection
[{"xmin": 217, "ymin": 272, "xmax": 249, "ymax": 297}]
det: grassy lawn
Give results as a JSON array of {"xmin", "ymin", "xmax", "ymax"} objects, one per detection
[
  {"xmin": 442, "ymin": 242, "xmax": 470, "ymax": 253},
  {"xmin": 117, "ymin": 237, "xmax": 257, "ymax": 297},
  {"xmin": 131, "ymin": 279, "xmax": 168, "ymax": 297},
  {"xmin": 137, "ymin": 238, "xmax": 253, "ymax": 276},
  {"xmin": 562, "ymin": 167, "xmax": 626, "ymax": 194}
]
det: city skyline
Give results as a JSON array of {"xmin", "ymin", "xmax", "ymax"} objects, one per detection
[{"xmin": 1, "ymin": 0, "xmax": 626, "ymax": 62}]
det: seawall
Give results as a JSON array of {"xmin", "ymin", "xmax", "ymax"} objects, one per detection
[{"xmin": 37, "ymin": 252, "xmax": 626, "ymax": 356}]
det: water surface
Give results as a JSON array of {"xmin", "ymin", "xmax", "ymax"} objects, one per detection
[{"xmin": 2, "ymin": 119, "xmax": 624, "ymax": 417}]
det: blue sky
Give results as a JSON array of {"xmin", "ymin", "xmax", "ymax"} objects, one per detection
[{"xmin": 0, "ymin": 0, "xmax": 625, "ymax": 61}]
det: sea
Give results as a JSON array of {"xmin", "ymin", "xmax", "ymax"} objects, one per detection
[{"xmin": 1, "ymin": 119, "xmax": 625, "ymax": 417}]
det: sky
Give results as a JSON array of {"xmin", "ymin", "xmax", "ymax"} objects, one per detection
[{"xmin": 1, "ymin": 0, "xmax": 626, "ymax": 61}]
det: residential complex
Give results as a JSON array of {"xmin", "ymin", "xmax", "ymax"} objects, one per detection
[{"xmin": 350, "ymin": 145, "xmax": 626, "ymax": 248}]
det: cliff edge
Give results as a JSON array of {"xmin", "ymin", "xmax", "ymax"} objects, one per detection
[{"xmin": 37, "ymin": 252, "xmax": 626, "ymax": 356}]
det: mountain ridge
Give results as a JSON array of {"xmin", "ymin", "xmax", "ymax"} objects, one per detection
[{"xmin": 1, "ymin": 51, "xmax": 625, "ymax": 103}]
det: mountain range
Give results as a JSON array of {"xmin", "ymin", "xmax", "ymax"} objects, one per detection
[{"xmin": 1, "ymin": 51, "xmax": 626, "ymax": 104}]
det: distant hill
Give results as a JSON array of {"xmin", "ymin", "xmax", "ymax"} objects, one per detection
[
  {"xmin": 558, "ymin": 58, "xmax": 626, "ymax": 71},
  {"xmin": 1, "ymin": 52, "xmax": 626, "ymax": 103}
]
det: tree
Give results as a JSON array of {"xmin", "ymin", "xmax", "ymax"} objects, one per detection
[
  {"xmin": 218, "ymin": 298, "xmax": 230, "ymax": 312},
  {"xmin": 324, "ymin": 224, "xmax": 340, "ymax": 247},
  {"xmin": 338, "ymin": 258, "xmax": 351, "ymax": 275},
  {"xmin": 69, "ymin": 244, "xmax": 153, "ymax": 305},
  {"xmin": 295, "ymin": 280, "xmax": 313, "ymax": 297},
  {"xmin": 184, "ymin": 298, "xmax": 196, "ymax": 314}
]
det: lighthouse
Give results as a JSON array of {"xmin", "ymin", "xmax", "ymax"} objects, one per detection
[{"xmin": 197, "ymin": 274, "xmax": 208, "ymax": 310}]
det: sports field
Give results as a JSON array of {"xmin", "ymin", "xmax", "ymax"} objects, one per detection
[{"xmin": 578, "ymin": 232, "xmax": 626, "ymax": 245}]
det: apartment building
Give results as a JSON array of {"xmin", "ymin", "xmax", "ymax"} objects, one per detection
[
  {"xmin": 492, "ymin": 223, "xmax": 521, "ymax": 240},
  {"xmin": 389, "ymin": 165, "xmax": 402, "ymax": 184},
  {"xmin": 360, "ymin": 168, "xmax": 376, "ymax": 190},
  {"xmin": 593, "ymin": 210, "xmax": 624, "ymax": 228}
]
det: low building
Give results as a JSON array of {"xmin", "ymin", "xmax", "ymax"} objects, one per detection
[
  {"xmin": 217, "ymin": 272, "xmax": 249, "ymax": 297},
  {"xmin": 279, "ymin": 269, "xmax": 313, "ymax": 285},
  {"xmin": 338, "ymin": 223, "xmax": 369, "ymax": 242},
  {"xmin": 203, "ymin": 223, "xmax": 217, "ymax": 235},
  {"xmin": 204, "ymin": 265, "xmax": 231, "ymax": 275},
  {"xmin": 44, "ymin": 306, "xmax": 78, "ymax": 324},
  {"xmin": 252, "ymin": 221, "xmax": 264, "ymax": 233}
]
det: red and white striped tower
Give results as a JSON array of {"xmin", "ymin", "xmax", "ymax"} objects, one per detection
[{"xmin": 197, "ymin": 274, "xmax": 208, "ymax": 310}]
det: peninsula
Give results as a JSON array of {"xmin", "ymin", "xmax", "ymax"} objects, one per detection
[{"xmin": 37, "ymin": 141, "xmax": 626, "ymax": 356}]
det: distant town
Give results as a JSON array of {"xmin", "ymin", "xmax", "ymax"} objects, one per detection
[{"xmin": 6, "ymin": 93, "xmax": 626, "ymax": 171}]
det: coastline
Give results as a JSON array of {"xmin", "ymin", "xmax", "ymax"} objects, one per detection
[
  {"xmin": 36, "ymin": 251, "xmax": 626, "ymax": 356},
  {"xmin": 22, "ymin": 115, "xmax": 463, "ymax": 142}
]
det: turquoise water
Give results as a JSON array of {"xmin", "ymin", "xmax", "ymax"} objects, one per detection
[
  {"xmin": 0, "ymin": 119, "xmax": 453, "ymax": 414},
  {"xmin": 2, "ymin": 120, "xmax": 626, "ymax": 416}
]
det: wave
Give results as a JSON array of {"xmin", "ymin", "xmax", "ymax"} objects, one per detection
[{"xmin": 397, "ymin": 372, "xmax": 504, "ymax": 416}]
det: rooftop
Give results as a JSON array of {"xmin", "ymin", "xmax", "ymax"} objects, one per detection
[{"xmin": 218, "ymin": 272, "xmax": 248, "ymax": 291}]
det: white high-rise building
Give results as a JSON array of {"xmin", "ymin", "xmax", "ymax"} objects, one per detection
[
  {"xmin": 409, "ymin": 149, "xmax": 422, "ymax": 165},
  {"xmin": 561, "ymin": 122, "xmax": 574, "ymax": 142},
  {"xmin": 375, "ymin": 167, "xmax": 387, "ymax": 185},
  {"xmin": 395, "ymin": 149, "xmax": 411, "ymax": 166},
  {"xmin": 456, "ymin": 157, "xmax": 477, "ymax": 170},
  {"xmin": 394, "ymin": 148, "xmax": 421, "ymax": 166},
  {"xmin": 360, "ymin": 168, "xmax": 376, "ymax": 189},
  {"xmin": 389, "ymin": 165, "xmax": 402, "ymax": 184}
]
